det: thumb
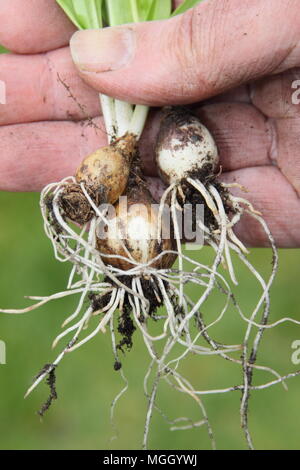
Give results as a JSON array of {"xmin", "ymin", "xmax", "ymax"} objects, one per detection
[{"xmin": 70, "ymin": 0, "xmax": 300, "ymax": 106}]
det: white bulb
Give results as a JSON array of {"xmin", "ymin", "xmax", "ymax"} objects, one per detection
[
  {"xmin": 97, "ymin": 190, "xmax": 176, "ymax": 271},
  {"xmin": 156, "ymin": 116, "xmax": 218, "ymax": 185}
]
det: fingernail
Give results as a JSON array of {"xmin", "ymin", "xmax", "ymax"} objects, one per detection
[{"xmin": 70, "ymin": 27, "xmax": 135, "ymax": 72}]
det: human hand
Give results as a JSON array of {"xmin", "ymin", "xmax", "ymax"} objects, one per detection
[{"xmin": 1, "ymin": 0, "xmax": 300, "ymax": 247}]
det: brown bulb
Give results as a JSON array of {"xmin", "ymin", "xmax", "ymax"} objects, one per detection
[{"xmin": 75, "ymin": 133, "xmax": 137, "ymax": 204}]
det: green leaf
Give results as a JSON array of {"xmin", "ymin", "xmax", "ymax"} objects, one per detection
[
  {"xmin": 106, "ymin": 0, "xmax": 157, "ymax": 24},
  {"xmin": 133, "ymin": 0, "xmax": 155, "ymax": 21},
  {"xmin": 105, "ymin": 0, "xmax": 170, "ymax": 24},
  {"xmin": 56, "ymin": 0, "xmax": 176, "ymax": 29},
  {"xmin": 0, "ymin": 45, "xmax": 8, "ymax": 53},
  {"xmin": 105, "ymin": 0, "xmax": 134, "ymax": 26},
  {"xmin": 146, "ymin": 0, "xmax": 172, "ymax": 20},
  {"xmin": 56, "ymin": 0, "xmax": 82, "ymax": 29},
  {"xmin": 72, "ymin": 0, "xmax": 103, "ymax": 28},
  {"xmin": 172, "ymin": 0, "xmax": 203, "ymax": 16},
  {"xmin": 56, "ymin": 0, "xmax": 103, "ymax": 29}
]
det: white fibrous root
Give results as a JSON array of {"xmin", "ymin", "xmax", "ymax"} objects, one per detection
[
  {"xmin": 155, "ymin": 107, "xmax": 272, "ymax": 285},
  {"xmin": 153, "ymin": 107, "xmax": 300, "ymax": 449},
  {"xmin": 1, "ymin": 104, "xmax": 300, "ymax": 451}
]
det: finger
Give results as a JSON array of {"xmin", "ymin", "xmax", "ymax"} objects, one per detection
[
  {"xmin": 274, "ymin": 117, "xmax": 300, "ymax": 197},
  {"xmin": 250, "ymin": 69, "xmax": 300, "ymax": 196},
  {"xmin": 148, "ymin": 166, "xmax": 300, "ymax": 249},
  {"xmin": 221, "ymin": 166, "xmax": 300, "ymax": 248},
  {"xmin": 0, "ymin": 47, "xmax": 272, "ymax": 171},
  {"xmin": 204, "ymin": 85, "xmax": 251, "ymax": 105},
  {"xmin": 0, "ymin": 102, "xmax": 272, "ymax": 190},
  {"xmin": 196, "ymin": 103, "xmax": 271, "ymax": 172},
  {"xmin": 0, "ymin": 119, "xmax": 106, "ymax": 191},
  {"xmin": 0, "ymin": 0, "xmax": 76, "ymax": 54},
  {"xmin": 0, "ymin": 48, "xmax": 99, "ymax": 126},
  {"xmin": 69, "ymin": 0, "xmax": 300, "ymax": 105},
  {"xmin": 2, "ymin": 120, "xmax": 297, "ymax": 247},
  {"xmin": 0, "ymin": 116, "xmax": 161, "ymax": 191},
  {"xmin": 251, "ymin": 68, "xmax": 300, "ymax": 119}
]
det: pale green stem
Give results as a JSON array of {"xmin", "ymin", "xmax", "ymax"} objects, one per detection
[
  {"xmin": 115, "ymin": 100, "xmax": 134, "ymax": 136},
  {"xmin": 100, "ymin": 0, "xmax": 149, "ymax": 140},
  {"xmin": 130, "ymin": 0, "xmax": 140, "ymax": 22},
  {"xmin": 88, "ymin": 0, "xmax": 102, "ymax": 28},
  {"xmin": 105, "ymin": 0, "xmax": 120, "ymax": 27},
  {"xmin": 129, "ymin": 105, "xmax": 149, "ymax": 139},
  {"xmin": 99, "ymin": 94, "xmax": 117, "ymax": 142}
]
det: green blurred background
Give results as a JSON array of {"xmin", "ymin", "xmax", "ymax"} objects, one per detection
[{"xmin": 1, "ymin": 44, "xmax": 300, "ymax": 450}]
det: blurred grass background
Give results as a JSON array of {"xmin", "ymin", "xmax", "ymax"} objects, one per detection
[{"xmin": 1, "ymin": 45, "xmax": 300, "ymax": 450}]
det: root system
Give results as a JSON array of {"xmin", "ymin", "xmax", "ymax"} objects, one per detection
[{"xmin": 1, "ymin": 105, "xmax": 299, "ymax": 451}]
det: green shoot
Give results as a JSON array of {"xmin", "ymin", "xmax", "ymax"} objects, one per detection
[
  {"xmin": 105, "ymin": 0, "xmax": 135, "ymax": 26},
  {"xmin": 172, "ymin": 0, "xmax": 203, "ymax": 17},
  {"xmin": 130, "ymin": 0, "xmax": 140, "ymax": 22},
  {"xmin": 55, "ymin": 0, "xmax": 204, "ymax": 142},
  {"xmin": 146, "ymin": 0, "xmax": 172, "ymax": 21},
  {"xmin": 56, "ymin": 0, "xmax": 104, "ymax": 29}
]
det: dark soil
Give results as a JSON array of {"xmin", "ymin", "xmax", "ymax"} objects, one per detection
[
  {"xmin": 59, "ymin": 183, "xmax": 107, "ymax": 225},
  {"xmin": 159, "ymin": 106, "xmax": 199, "ymax": 130},
  {"xmin": 125, "ymin": 149, "xmax": 149, "ymax": 197},
  {"xmin": 88, "ymin": 291, "xmax": 112, "ymax": 312},
  {"xmin": 89, "ymin": 275, "xmax": 170, "ymax": 369},
  {"xmin": 44, "ymin": 194, "xmax": 64, "ymax": 237},
  {"xmin": 179, "ymin": 166, "xmax": 234, "ymax": 234},
  {"xmin": 45, "ymin": 183, "xmax": 108, "ymax": 230},
  {"xmin": 36, "ymin": 364, "xmax": 58, "ymax": 417},
  {"xmin": 117, "ymin": 303, "xmax": 136, "ymax": 352}
]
